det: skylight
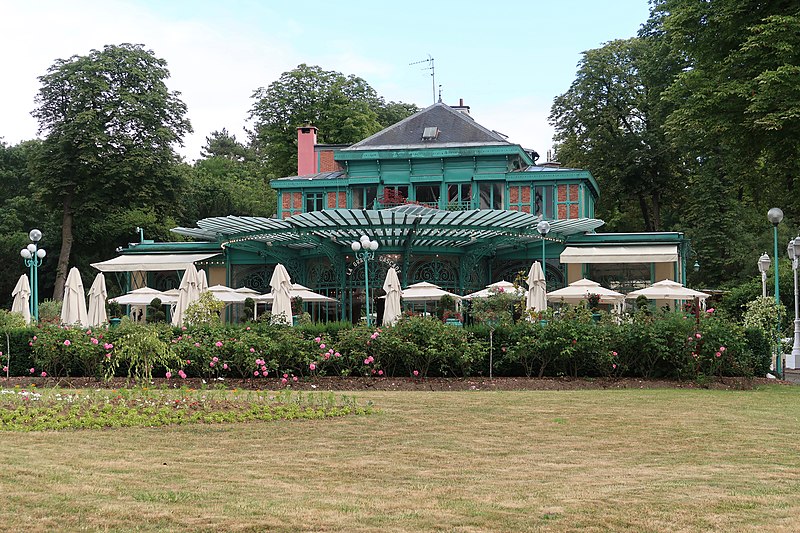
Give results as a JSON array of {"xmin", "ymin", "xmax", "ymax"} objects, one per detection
[{"xmin": 422, "ymin": 126, "xmax": 439, "ymax": 140}]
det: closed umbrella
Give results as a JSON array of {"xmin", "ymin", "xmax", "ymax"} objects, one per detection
[
  {"xmin": 11, "ymin": 274, "xmax": 31, "ymax": 324},
  {"xmin": 86, "ymin": 273, "xmax": 108, "ymax": 327},
  {"xmin": 526, "ymin": 262, "xmax": 547, "ymax": 314},
  {"xmin": 61, "ymin": 267, "xmax": 88, "ymax": 327},
  {"xmin": 198, "ymin": 269, "xmax": 209, "ymax": 291},
  {"xmin": 382, "ymin": 268, "xmax": 402, "ymax": 326},
  {"xmin": 171, "ymin": 263, "xmax": 202, "ymax": 326},
  {"xmin": 270, "ymin": 264, "xmax": 293, "ymax": 325}
]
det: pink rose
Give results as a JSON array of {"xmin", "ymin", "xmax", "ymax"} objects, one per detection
[
  {"xmin": 309, "ymin": 363, "xmax": 316, "ymax": 371},
  {"xmin": 250, "ymin": 347, "xmax": 255, "ymax": 353},
  {"xmin": 413, "ymin": 370, "xmax": 419, "ymax": 376},
  {"xmin": 165, "ymin": 371, "xmax": 172, "ymax": 379},
  {"xmin": 91, "ymin": 338, "xmax": 98, "ymax": 345},
  {"xmin": 63, "ymin": 340, "xmax": 71, "ymax": 346},
  {"xmin": 40, "ymin": 371, "xmax": 47, "ymax": 377},
  {"xmin": 215, "ymin": 341, "xmax": 223, "ymax": 347},
  {"xmin": 292, "ymin": 376, "xmax": 298, "ymax": 382}
]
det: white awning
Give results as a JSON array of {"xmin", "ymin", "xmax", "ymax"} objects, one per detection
[
  {"xmin": 91, "ymin": 253, "xmax": 220, "ymax": 272},
  {"xmin": 560, "ymin": 245, "xmax": 679, "ymax": 264}
]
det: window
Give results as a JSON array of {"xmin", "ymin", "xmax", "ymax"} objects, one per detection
[
  {"xmin": 479, "ymin": 182, "xmax": 504, "ymax": 209},
  {"xmin": 534, "ymin": 186, "xmax": 553, "ymax": 218},
  {"xmin": 415, "ymin": 184, "xmax": 441, "ymax": 207},
  {"xmin": 379, "ymin": 186, "xmax": 408, "ymax": 207},
  {"xmin": 447, "ymin": 183, "xmax": 472, "ymax": 210},
  {"xmin": 305, "ymin": 192, "xmax": 324, "ymax": 212},
  {"xmin": 556, "ymin": 184, "xmax": 580, "ymax": 219},
  {"xmin": 352, "ymin": 186, "xmax": 378, "ymax": 209}
]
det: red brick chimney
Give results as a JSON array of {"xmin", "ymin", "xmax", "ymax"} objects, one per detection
[{"xmin": 297, "ymin": 125, "xmax": 318, "ymax": 175}]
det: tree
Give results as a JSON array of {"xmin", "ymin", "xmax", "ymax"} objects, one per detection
[
  {"xmin": 651, "ymin": 0, "xmax": 800, "ymax": 285},
  {"xmin": 549, "ymin": 37, "xmax": 685, "ymax": 232},
  {"xmin": 249, "ymin": 64, "xmax": 417, "ymax": 179},
  {"xmin": 31, "ymin": 43, "xmax": 191, "ymax": 300},
  {"xmin": 200, "ymin": 128, "xmax": 253, "ymax": 161}
]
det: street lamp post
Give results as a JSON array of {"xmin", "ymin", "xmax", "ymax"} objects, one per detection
[
  {"xmin": 19, "ymin": 229, "xmax": 46, "ymax": 322},
  {"xmin": 758, "ymin": 253, "xmax": 771, "ymax": 298},
  {"xmin": 768, "ymin": 208, "xmax": 784, "ymax": 377},
  {"xmin": 351, "ymin": 235, "xmax": 379, "ymax": 327},
  {"xmin": 787, "ymin": 237, "xmax": 800, "ymax": 369},
  {"xmin": 536, "ymin": 220, "xmax": 551, "ymax": 281}
]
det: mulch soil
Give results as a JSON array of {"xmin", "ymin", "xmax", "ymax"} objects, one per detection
[{"xmin": 0, "ymin": 375, "xmax": 791, "ymax": 391}]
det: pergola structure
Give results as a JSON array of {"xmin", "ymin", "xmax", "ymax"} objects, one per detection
[{"xmin": 170, "ymin": 206, "xmax": 603, "ymax": 321}]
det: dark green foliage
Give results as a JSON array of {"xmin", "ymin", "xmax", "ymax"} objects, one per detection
[
  {"xmin": 147, "ymin": 298, "xmax": 166, "ymax": 323},
  {"xmin": 31, "ymin": 43, "xmax": 191, "ymax": 299},
  {"xmin": 249, "ymin": 64, "xmax": 417, "ymax": 179}
]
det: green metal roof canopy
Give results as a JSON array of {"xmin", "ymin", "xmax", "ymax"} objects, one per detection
[{"xmin": 172, "ymin": 206, "xmax": 604, "ymax": 254}]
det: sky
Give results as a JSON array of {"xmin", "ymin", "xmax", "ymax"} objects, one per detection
[{"xmin": 0, "ymin": 0, "xmax": 652, "ymax": 163}]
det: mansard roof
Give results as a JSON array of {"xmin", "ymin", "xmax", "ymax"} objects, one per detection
[{"xmin": 343, "ymin": 102, "xmax": 512, "ymax": 151}]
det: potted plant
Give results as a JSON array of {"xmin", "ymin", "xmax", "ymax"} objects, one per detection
[
  {"xmin": 108, "ymin": 301, "xmax": 123, "ymax": 328},
  {"xmin": 587, "ymin": 293, "xmax": 601, "ymax": 322}
]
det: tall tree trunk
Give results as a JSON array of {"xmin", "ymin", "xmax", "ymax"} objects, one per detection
[
  {"xmin": 638, "ymin": 194, "xmax": 653, "ymax": 232},
  {"xmin": 651, "ymin": 190, "xmax": 661, "ymax": 232},
  {"xmin": 53, "ymin": 192, "xmax": 74, "ymax": 301}
]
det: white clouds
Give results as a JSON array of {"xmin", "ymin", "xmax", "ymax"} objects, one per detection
[{"xmin": 0, "ymin": 0, "xmax": 640, "ymax": 164}]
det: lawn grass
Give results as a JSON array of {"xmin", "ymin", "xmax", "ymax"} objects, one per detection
[{"xmin": 1, "ymin": 385, "xmax": 800, "ymax": 531}]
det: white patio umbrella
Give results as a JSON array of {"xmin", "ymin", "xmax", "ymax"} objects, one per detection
[
  {"xmin": 547, "ymin": 278, "xmax": 625, "ymax": 305},
  {"xmin": 207, "ymin": 284, "xmax": 251, "ymax": 304},
  {"xmin": 526, "ymin": 262, "xmax": 547, "ymax": 313},
  {"xmin": 401, "ymin": 282, "xmax": 461, "ymax": 302},
  {"xmin": 627, "ymin": 279, "xmax": 710, "ymax": 301},
  {"xmin": 382, "ymin": 268, "xmax": 402, "ymax": 326},
  {"xmin": 234, "ymin": 287, "xmax": 262, "ymax": 319},
  {"xmin": 270, "ymin": 264, "xmax": 293, "ymax": 325},
  {"xmin": 463, "ymin": 280, "xmax": 526, "ymax": 300},
  {"xmin": 11, "ymin": 274, "xmax": 31, "ymax": 324},
  {"xmin": 61, "ymin": 267, "xmax": 88, "ymax": 327},
  {"xmin": 86, "ymin": 273, "xmax": 108, "ymax": 327},
  {"xmin": 110, "ymin": 287, "xmax": 174, "ymax": 306},
  {"xmin": 235, "ymin": 287, "xmax": 261, "ymax": 296},
  {"xmin": 256, "ymin": 284, "xmax": 337, "ymax": 304},
  {"xmin": 171, "ymin": 263, "xmax": 202, "ymax": 326}
]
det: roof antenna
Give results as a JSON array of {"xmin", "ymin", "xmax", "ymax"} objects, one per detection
[{"xmin": 410, "ymin": 54, "xmax": 435, "ymax": 104}]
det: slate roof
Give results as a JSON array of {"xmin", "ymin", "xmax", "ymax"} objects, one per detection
[{"xmin": 343, "ymin": 103, "xmax": 512, "ymax": 151}]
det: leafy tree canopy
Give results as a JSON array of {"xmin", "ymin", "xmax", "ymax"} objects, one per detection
[
  {"xmin": 249, "ymin": 64, "xmax": 417, "ymax": 178},
  {"xmin": 30, "ymin": 43, "xmax": 191, "ymax": 299}
]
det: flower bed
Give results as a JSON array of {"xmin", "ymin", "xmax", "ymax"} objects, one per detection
[{"xmin": 0, "ymin": 387, "xmax": 371, "ymax": 431}]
